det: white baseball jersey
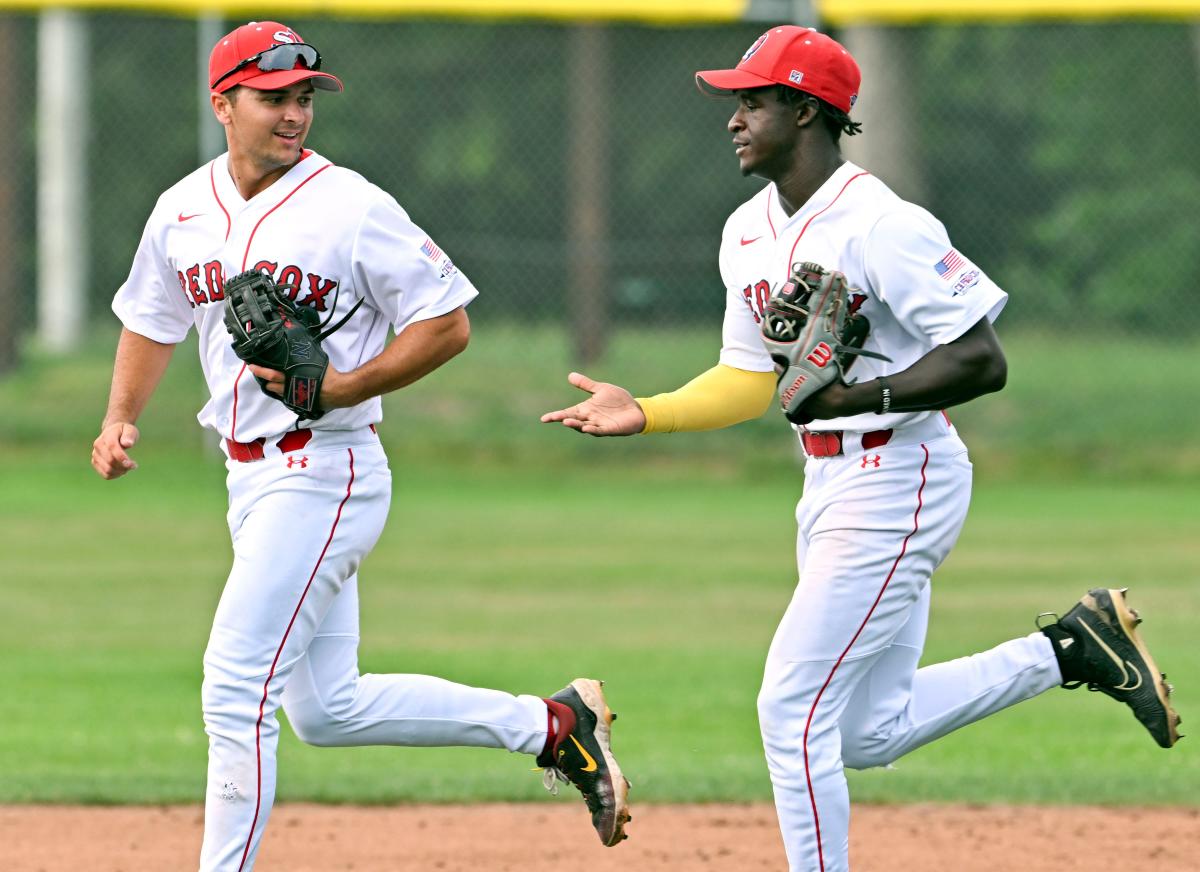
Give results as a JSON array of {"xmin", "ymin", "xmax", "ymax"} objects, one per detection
[
  {"xmin": 112, "ymin": 151, "xmax": 555, "ymax": 872},
  {"xmin": 717, "ymin": 160, "xmax": 1007, "ymax": 434},
  {"xmin": 112, "ymin": 148, "xmax": 478, "ymax": 442},
  {"xmin": 718, "ymin": 163, "xmax": 1065, "ymax": 872}
]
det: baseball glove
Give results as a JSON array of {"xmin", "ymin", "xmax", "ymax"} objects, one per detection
[
  {"xmin": 223, "ymin": 270, "xmax": 328, "ymax": 420},
  {"xmin": 760, "ymin": 261, "xmax": 890, "ymax": 425}
]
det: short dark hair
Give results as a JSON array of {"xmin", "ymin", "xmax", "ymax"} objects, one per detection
[{"xmin": 776, "ymin": 86, "xmax": 862, "ymax": 142}]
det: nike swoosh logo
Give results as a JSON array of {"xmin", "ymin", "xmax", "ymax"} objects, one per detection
[
  {"xmin": 566, "ymin": 734, "xmax": 598, "ymax": 772},
  {"xmin": 178, "ymin": 212, "xmax": 203, "ymax": 222},
  {"xmin": 1077, "ymin": 620, "xmax": 1143, "ymax": 691},
  {"xmin": 740, "ymin": 236, "xmax": 762, "ymax": 246}
]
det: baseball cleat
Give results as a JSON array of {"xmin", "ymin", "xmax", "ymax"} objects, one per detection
[
  {"xmin": 538, "ymin": 678, "xmax": 632, "ymax": 846},
  {"xmin": 1040, "ymin": 588, "xmax": 1182, "ymax": 748}
]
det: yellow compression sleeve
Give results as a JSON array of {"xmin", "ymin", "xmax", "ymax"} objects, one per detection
[{"xmin": 637, "ymin": 364, "xmax": 776, "ymax": 434}]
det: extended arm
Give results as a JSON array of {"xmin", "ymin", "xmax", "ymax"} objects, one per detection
[
  {"xmin": 91, "ymin": 327, "xmax": 177, "ymax": 479},
  {"xmin": 249, "ymin": 306, "xmax": 471, "ymax": 408},
  {"xmin": 803, "ymin": 316, "xmax": 1007, "ymax": 420},
  {"xmin": 540, "ymin": 363, "xmax": 775, "ymax": 437},
  {"xmin": 638, "ymin": 364, "xmax": 775, "ymax": 433}
]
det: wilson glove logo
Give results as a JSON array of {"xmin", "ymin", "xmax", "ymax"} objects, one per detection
[{"xmin": 806, "ymin": 342, "xmax": 834, "ymax": 368}]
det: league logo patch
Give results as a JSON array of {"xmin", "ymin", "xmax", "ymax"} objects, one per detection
[
  {"xmin": 439, "ymin": 259, "xmax": 458, "ymax": 280},
  {"xmin": 934, "ymin": 249, "xmax": 965, "ymax": 280},
  {"xmin": 849, "ymin": 94, "xmax": 858, "ymax": 108},
  {"xmin": 952, "ymin": 269, "xmax": 981, "ymax": 296},
  {"xmin": 789, "ymin": 70, "xmax": 805, "ymax": 85}
]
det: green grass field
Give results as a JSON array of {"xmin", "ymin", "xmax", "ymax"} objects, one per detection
[
  {"xmin": 1, "ymin": 327, "xmax": 1196, "ymax": 807},
  {"xmin": 5, "ymin": 324, "xmax": 1200, "ymax": 480}
]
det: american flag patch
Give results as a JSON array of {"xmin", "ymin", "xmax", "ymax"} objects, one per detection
[
  {"xmin": 420, "ymin": 238, "xmax": 442, "ymax": 261},
  {"xmin": 935, "ymin": 249, "xmax": 964, "ymax": 279}
]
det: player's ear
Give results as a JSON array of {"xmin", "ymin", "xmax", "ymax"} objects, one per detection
[
  {"xmin": 211, "ymin": 88, "xmax": 236, "ymax": 124},
  {"xmin": 794, "ymin": 96, "xmax": 820, "ymax": 129}
]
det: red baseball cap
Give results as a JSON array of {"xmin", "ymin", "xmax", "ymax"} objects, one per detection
[
  {"xmin": 209, "ymin": 21, "xmax": 343, "ymax": 94},
  {"xmin": 695, "ymin": 26, "xmax": 860, "ymax": 114}
]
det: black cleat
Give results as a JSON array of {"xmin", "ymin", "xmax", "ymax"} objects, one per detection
[
  {"xmin": 1040, "ymin": 588, "xmax": 1182, "ymax": 748},
  {"xmin": 538, "ymin": 678, "xmax": 631, "ymax": 846}
]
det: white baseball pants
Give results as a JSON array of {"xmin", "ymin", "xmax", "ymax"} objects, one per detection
[
  {"xmin": 199, "ymin": 432, "xmax": 547, "ymax": 871},
  {"xmin": 758, "ymin": 424, "xmax": 1063, "ymax": 872}
]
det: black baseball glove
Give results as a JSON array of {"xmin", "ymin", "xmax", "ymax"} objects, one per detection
[{"xmin": 222, "ymin": 270, "xmax": 328, "ymax": 420}]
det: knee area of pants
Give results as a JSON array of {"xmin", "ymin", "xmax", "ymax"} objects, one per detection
[
  {"xmin": 201, "ymin": 707, "xmax": 260, "ymax": 747},
  {"xmin": 841, "ymin": 736, "xmax": 893, "ymax": 771},
  {"xmin": 289, "ymin": 717, "xmax": 341, "ymax": 747},
  {"xmin": 756, "ymin": 688, "xmax": 781, "ymax": 732},
  {"xmin": 757, "ymin": 681, "xmax": 817, "ymax": 729},
  {"xmin": 201, "ymin": 678, "xmax": 272, "ymax": 734},
  {"xmin": 285, "ymin": 699, "xmax": 349, "ymax": 747}
]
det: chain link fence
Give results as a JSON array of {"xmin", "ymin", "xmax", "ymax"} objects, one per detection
[{"xmin": 2, "ymin": 12, "xmax": 1198, "ymax": 473}]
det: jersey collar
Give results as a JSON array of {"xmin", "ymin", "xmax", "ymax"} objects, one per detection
[
  {"xmin": 774, "ymin": 160, "xmax": 864, "ymax": 229},
  {"xmin": 213, "ymin": 149, "xmax": 330, "ymax": 210}
]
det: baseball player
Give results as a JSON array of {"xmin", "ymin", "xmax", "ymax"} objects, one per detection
[
  {"xmin": 90, "ymin": 21, "xmax": 629, "ymax": 870},
  {"xmin": 542, "ymin": 26, "xmax": 1179, "ymax": 871}
]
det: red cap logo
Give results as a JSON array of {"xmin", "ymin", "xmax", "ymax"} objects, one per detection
[
  {"xmin": 208, "ymin": 21, "xmax": 343, "ymax": 94},
  {"xmin": 742, "ymin": 33, "xmax": 769, "ymax": 62},
  {"xmin": 695, "ymin": 26, "xmax": 860, "ymax": 114}
]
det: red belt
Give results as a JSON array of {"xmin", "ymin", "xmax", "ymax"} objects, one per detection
[
  {"xmin": 226, "ymin": 428, "xmax": 313, "ymax": 462},
  {"xmin": 801, "ymin": 429, "xmax": 893, "ymax": 457}
]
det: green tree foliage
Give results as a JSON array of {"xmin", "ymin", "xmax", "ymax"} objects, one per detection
[
  {"xmin": 89, "ymin": 14, "xmax": 201, "ymax": 306},
  {"xmin": 22, "ymin": 14, "xmax": 1199, "ymax": 335},
  {"xmin": 82, "ymin": 16, "xmax": 766, "ymax": 324},
  {"xmin": 914, "ymin": 22, "xmax": 1200, "ymax": 330}
]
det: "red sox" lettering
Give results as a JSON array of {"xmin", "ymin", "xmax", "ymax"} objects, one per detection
[
  {"xmin": 741, "ymin": 278, "xmax": 867, "ymax": 323},
  {"xmin": 176, "ymin": 260, "xmax": 339, "ymax": 311},
  {"xmin": 741, "ymin": 280, "xmax": 771, "ymax": 324}
]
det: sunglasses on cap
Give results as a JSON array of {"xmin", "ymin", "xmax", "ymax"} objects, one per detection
[{"xmin": 211, "ymin": 42, "xmax": 322, "ymax": 91}]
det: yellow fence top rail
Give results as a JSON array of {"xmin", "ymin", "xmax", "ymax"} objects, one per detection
[
  {"xmin": 818, "ymin": 0, "xmax": 1200, "ymax": 24},
  {"xmin": 0, "ymin": 0, "xmax": 749, "ymax": 23},
  {"xmin": 2, "ymin": 0, "xmax": 1195, "ymax": 22}
]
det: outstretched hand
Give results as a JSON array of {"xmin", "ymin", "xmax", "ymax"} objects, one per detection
[
  {"xmin": 91, "ymin": 422, "xmax": 140, "ymax": 479},
  {"xmin": 540, "ymin": 372, "xmax": 646, "ymax": 436}
]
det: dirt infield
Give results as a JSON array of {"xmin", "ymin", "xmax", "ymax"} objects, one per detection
[{"xmin": 4, "ymin": 802, "xmax": 1196, "ymax": 871}]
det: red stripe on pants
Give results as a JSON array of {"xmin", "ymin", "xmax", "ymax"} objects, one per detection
[
  {"xmin": 236, "ymin": 448, "xmax": 357, "ymax": 871},
  {"xmin": 801, "ymin": 443, "xmax": 930, "ymax": 871}
]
